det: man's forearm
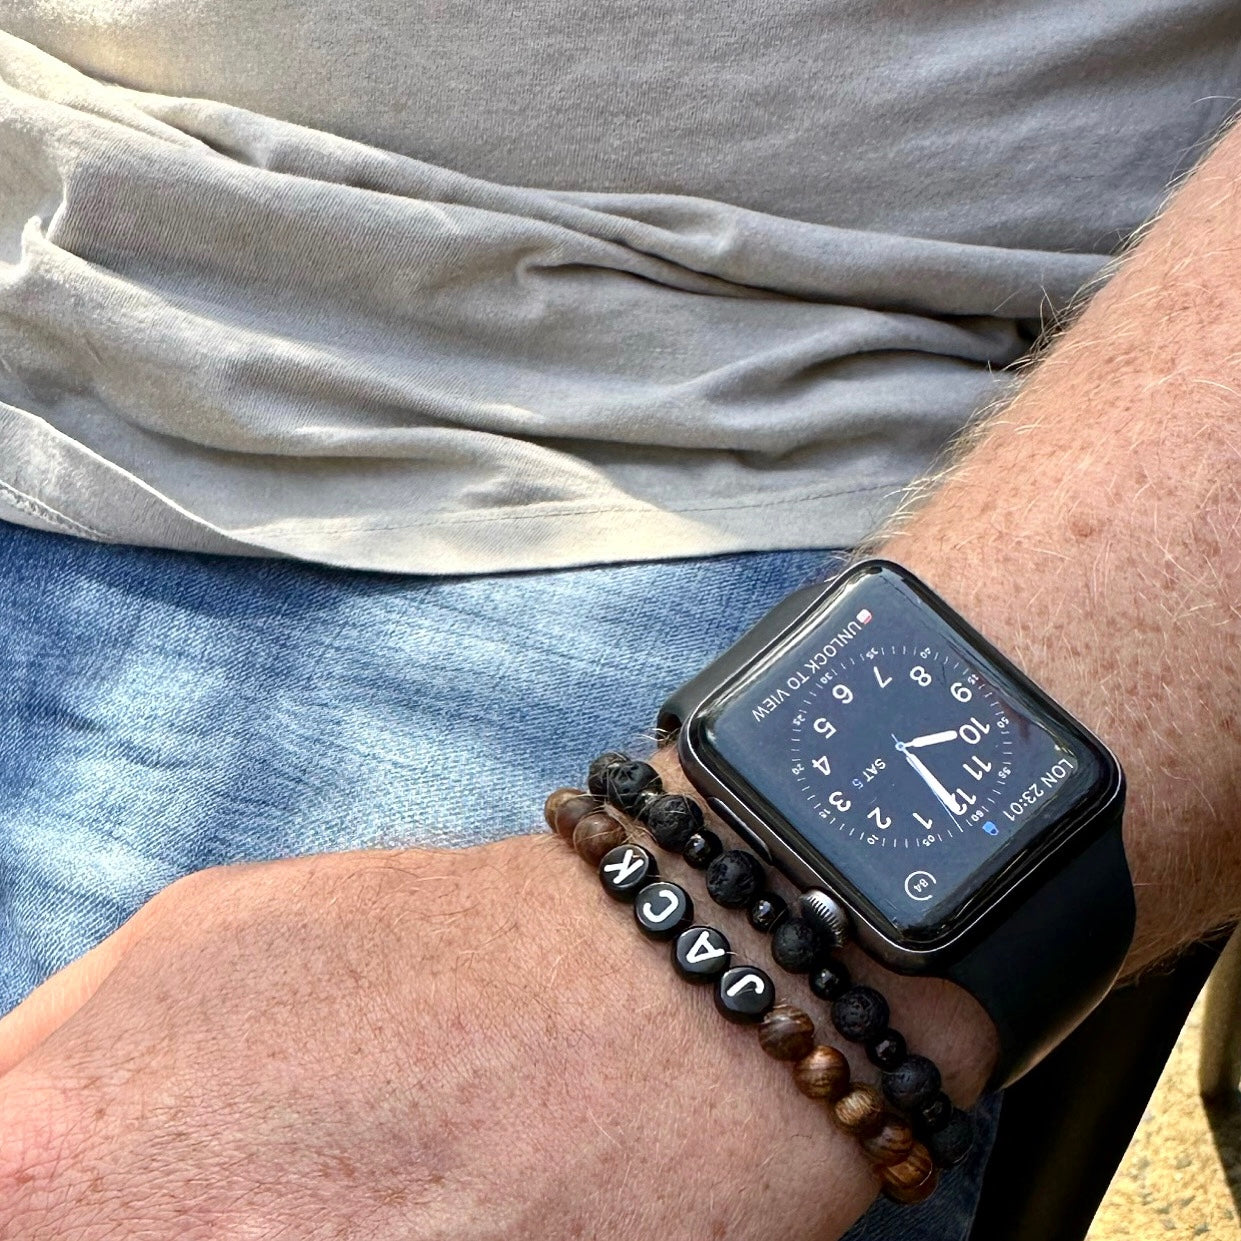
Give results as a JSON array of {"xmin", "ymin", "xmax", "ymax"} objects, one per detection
[
  {"xmin": 638, "ymin": 117, "xmax": 1241, "ymax": 1241},
  {"xmin": 643, "ymin": 111, "xmax": 1241, "ymax": 1239},
  {"xmin": 879, "ymin": 116, "xmax": 1241, "ymax": 978},
  {"xmin": 5, "ymin": 118, "xmax": 1240, "ymax": 1241}
]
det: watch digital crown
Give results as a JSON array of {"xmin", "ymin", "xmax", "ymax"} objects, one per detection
[{"xmin": 800, "ymin": 888, "xmax": 851, "ymax": 948}]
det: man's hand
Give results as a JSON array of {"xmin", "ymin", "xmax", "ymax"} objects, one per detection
[{"xmin": 0, "ymin": 835, "xmax": 902, "ymax": 1240}]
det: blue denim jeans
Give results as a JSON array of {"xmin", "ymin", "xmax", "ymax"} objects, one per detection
[{"xmin": 0, "ymin": 521, "xmax": 998, "ymax": 1238}]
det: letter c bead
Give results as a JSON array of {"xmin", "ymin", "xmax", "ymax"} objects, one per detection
[{"xmin": 633, "ymin": 881, "xmax": 694, "ymax": 940}]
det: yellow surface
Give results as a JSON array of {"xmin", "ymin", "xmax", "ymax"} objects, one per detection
[{"xmin": 1088, "ymin": 993, "xmax": 1241, "ymax": 1239}]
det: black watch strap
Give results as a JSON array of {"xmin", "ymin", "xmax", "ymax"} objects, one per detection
[
  {"xmin": 948, "ymin": 810, "xmax": 1133, "ymax": 1089},
  {"xmin": 657, "ymin": 580, "xmax": 1135, "ymax": 1092}
]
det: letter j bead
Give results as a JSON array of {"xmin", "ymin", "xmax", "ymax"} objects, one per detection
[{"xmin": 714, "ymin": 964, "xmax": 776, "ymax": 1023}]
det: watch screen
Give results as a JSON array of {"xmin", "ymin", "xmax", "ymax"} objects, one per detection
[{"xmin": 695, "ymin": 563, "xmax": 1112, "ymax": 942}]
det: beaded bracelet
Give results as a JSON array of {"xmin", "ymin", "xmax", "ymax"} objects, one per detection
[
  {"xmin": 550, "ymin": 751, "xmax": 976, "ymax": 1178},
  {"xmin": 546, "ymin": 786, "xmax": 942, "ymax": 1204},
  {"xmin": 584, "ymin": 751, "xmax": 977, "ymax": 1168},
  {"xmin": 584, "ymin": 752, "xmax": 977, "ymax": 1166}
]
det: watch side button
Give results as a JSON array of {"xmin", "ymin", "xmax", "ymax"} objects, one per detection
[{"xmin": 706, "ymin": 798, "xmax": 773, "ymax": 864}]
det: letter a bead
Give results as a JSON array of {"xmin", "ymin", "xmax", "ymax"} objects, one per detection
[
  {"xmin": 598, "ymin": 844, "xmax": 657, "ymax": 901},
  {"xmin": 673, "ymin": 925, "xmax": 731, "ymax": 983}
]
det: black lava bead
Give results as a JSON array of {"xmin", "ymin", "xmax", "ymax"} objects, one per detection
[
  {"xmin": 597, "ymin": 843, "xmax": 658, "ymax": 901},
  {"xmin": 587, "ymin": 751, "xmax": 629, "ymax": 796},
  {"xmin": 866, "ymin": 1029, "xmax": 907, "ymax": 1071},
  {"xmin": 917, "ymin": 1091, "xmax": 953, "ymax": 1133},
  {"xmin": 673, "ymin": 925, "xmax": 731, "ymax": 983},
  {"xmin": 644, "ymin": 794, "xmax": 704, "ymax": 851},
  {"xmin": 831, "ymin": 985, "xmax": 890, "ymax": 1044},
  {"xmin": 603, "ymin": 760, "xmax": 661, "ymax": 815},
  {"xmin": 714, "ymin": 965, "xmax": 776, "ymax": 1024},
  {"xmin": 882, "ymin": 1054, "xmax": 943, "ymax": 1111},
  {"xmin": 705, "ymin": 849, "xmax": 766, "ymax": 909},
  {"xmin": 926, "ymin": 1109, "xmax": 975, "ymax": 1169},
  {"xmin": 808, "ymin": 957, "xmax": 852, "ymax": 1002},
  {"xmin": 748, "ymin": 891, "xmax": 788, "ymax": 934},
  {"xmin": 682, "ymin": 829, "xmax": 723, "ymax": 869},
  {"xmin": 770, "ymin": 917, "xmax": 823, "ymax": 973},
  {"xmin": 633, "ymin": 881, "xmax": 694, "ymax": 941}
]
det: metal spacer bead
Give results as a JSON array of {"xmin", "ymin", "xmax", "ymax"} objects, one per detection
[{"xmin": 800, "ymin": 889, "xmax": 852, "ymax": 949}]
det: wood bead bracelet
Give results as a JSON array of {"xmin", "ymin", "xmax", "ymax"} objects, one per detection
[
  {"xmin": 546, "ymin": 752, "xmax": 976, "ymax": 1181},
  {"xmin": 547, "ymin": 779, "xmax": 948, "ymax": 1204}
]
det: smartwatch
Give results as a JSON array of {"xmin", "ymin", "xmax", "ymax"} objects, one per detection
[{"xmin": 659, "ymin": 559, "xmax": 1135, "ymax": 1089}]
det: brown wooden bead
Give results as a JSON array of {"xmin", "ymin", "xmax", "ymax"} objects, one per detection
[
  {"xmin": 881, "ymin": 1162, "xmax": 939, "ymax": 1205},
  {"xmin": 542, "ymin": 786, "xmax": 577, "ymax": 827},
  {"xmin": 879, "ymin": 1143, "xmax": 938, "ymax": 1204},
  {"xmin": 792, "ymin": 1044, "xmax": 850, "ymax": 1101},
  {"xmin": 860, "ymin": 1117, "xmax": 916, "ymax": 1167},
  {"xmin": 832, "ymin": 1083, "xmax": 886, "ymax": 1137},
  {"xmin": 544, "ymin": 788, "xmax": 587, "ymax": 836},
  {"xmin": 758, "ymin": 1004, "xmax": 816, "ymax": 1062},
  {"xmin": 879, "ymin": 1140, "xmax": 934, "ymax": 1189},
  {"xmin": 572, "ymin": 809, "xmax": 627, "ymax": 864},
  {"xmin": 881, "ymin": 1165, "xmax": 939, "ymax": 1205},
  {"xmin": 547, "ymin": 790, "xmax": 602, "ymax": 840}
]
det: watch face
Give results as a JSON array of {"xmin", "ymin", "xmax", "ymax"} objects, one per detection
[{"xmin": 690, "ymin": 561, "xmax": 1118, "ymax": 946}]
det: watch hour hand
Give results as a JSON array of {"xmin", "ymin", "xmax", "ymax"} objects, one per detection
[{"xmin": 906, "ymin": 729, "xmax": 958, "ymax": 749}]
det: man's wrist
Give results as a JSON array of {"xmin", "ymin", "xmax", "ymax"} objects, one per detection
[
  {"xmin": 645, "ymin": 746, "xmax": 1000, "ymax": 1104},
  {"xmin": 530, "ymin": 820, "xmax": 883, "ymax": 1239}
]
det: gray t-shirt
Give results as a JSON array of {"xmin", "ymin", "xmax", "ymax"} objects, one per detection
[{"xmin": 0, "ymin": 4, "xmax": 1237, "ymax": 571}]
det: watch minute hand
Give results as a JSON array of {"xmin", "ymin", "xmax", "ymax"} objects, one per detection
[{"xmin": 899, "ymin": 746, "xmax": 966, "ymax": 817}]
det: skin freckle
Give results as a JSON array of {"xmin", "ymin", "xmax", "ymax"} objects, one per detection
[
  {"xmin": 1067, "ymin": 511, "xmax": 1098, "ymax": 541},
  {"xmin": 321, "ymin": 1155, "xmax": 357, "ymax": 1183}
]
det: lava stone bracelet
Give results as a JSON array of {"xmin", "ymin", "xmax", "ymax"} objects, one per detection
[
  {"xmin": 552, "ymin": 751, "xmax": 977, "ymax": 1174},
  {"xmin": 545, "ymin": 788, "xmax": 942, "ymax": 1204}
]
